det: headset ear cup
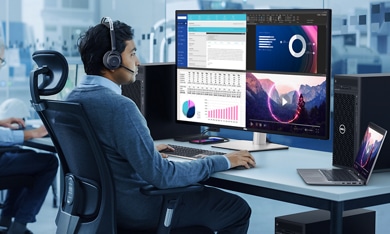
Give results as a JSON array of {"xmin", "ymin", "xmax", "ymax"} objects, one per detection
[{"xmin": 103, "ymin": 50, "xmax": 122, "ymax": 70}]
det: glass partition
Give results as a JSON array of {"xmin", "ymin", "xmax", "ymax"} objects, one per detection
[{"xmin": 0, "ymin": 0, "xmax": 387, "ymax": 121}]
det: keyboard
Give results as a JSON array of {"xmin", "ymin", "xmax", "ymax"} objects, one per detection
[
  {"xmin": 161, "ymin": 144, "xmax": 226, "ymax": 159},
  {"xmin": 320, "ymin": 169, "xmax": 358, "ymax": 181}
]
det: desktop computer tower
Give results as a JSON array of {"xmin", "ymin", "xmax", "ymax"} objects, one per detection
[
  {"xmin": 333, "ymin": 73, "xmax": 390, "ymax": 171},
  {"xmin": 121, "ymin": 63, "xmax": 199, "ymax": 140},
  {"xmin": 275, "ymin": 209, "xmax": 375, "ymax": 234}
]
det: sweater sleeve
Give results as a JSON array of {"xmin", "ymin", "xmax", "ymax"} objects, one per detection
[
  {"xmin": 67, "ymin": 86, "xmax": 230, "ymax": 190},
  {"xmin": 0, "ymin": 127, "xmax": 24, "ymax": 146},
  {"xmin": 112, "ymin": 97, "xmax": 229, "ymax": 189}
]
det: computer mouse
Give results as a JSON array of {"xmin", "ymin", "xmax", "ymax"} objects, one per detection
[
  {"xmin": 232, "ymin": 164, "xmax": 255, "ymax": 170},
  {"xmin": 10, "ymin": 123, "xmax": 23, "ymax": 129}
]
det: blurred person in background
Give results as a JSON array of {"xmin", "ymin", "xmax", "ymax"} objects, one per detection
[{"xmin": 0, "ymin": 39, "xmax": 58, "ymax": 234}]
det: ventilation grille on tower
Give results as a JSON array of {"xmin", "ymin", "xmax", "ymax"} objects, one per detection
[{"xmin": 333, "ymin": 93, "xmax": 356, "ymax": 167}]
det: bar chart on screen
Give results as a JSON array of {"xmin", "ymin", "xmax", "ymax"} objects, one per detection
[
  {"xmin": 207, "ymin": 105, "xmax": 239, "ymax": 121},
  {"xmin": 204, "ymin": 98, "xmax": 245, "ymax": 127}
]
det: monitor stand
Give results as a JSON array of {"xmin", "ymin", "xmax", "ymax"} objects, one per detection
[{"xmin": 211, "ymin": 132, "xmax": 288, "ymax": 152}]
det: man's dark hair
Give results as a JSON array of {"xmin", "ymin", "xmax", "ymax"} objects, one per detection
[{"xmin": 78, "ymin": 20, "xmax": 133, "ymax": 75}]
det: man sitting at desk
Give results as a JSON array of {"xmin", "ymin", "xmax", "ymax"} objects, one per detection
[
  {"xmin": 0, "ymin": 40, "xmax": 58, "ymax": 234},
  {"xmin": 68, "ymin": 17, "xmax": 256, "ymax": 233},
  {"xmin": 0, "ymin": 117, "xmax": 58, "ymax": 234}
]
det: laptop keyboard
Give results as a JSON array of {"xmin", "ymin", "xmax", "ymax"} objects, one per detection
[
  {"xmin": 321, "ymin": 169, "xmax": 358, "ymax": 181},
  {"xmin": 161, "ymin": 144, "xmax": 225, "ymax": 159}
]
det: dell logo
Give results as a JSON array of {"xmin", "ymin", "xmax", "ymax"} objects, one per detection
[{"xmin": 339, "ymin": 124, "xmax": 346, "ymax": 134}]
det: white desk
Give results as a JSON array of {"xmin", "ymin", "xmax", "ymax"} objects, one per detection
[
  {"xmin": 26, "ymin": 137, "xmax": 390, "ymax": 234},
  {"xmin": 24, "ymin": 137, "xmax": 56, "ymax": 153},
  {"xmin": 155, "ymin": 139, "xmax": 390, "ymax": 234}
]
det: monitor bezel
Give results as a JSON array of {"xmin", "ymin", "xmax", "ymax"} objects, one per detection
[{"xmin": 174, "ymin": 8, "xmax": 332, "ymax": 141}]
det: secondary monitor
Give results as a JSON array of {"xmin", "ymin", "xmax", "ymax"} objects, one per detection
[{"xmin": 175, "ymin": 9, "xmax": 332, "ymax": 151}]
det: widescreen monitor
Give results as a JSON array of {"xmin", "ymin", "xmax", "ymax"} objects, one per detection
[{"xmin": 175, "ymin": 9, "xmax": 332, "ymax": 151}]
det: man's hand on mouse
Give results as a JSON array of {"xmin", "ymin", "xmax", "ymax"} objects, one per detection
[
  {"xmin": 155, "ymin": 144, "xmax": 256, "ymax": 168},
  {"xmin": 225, "ymin": 150, "xmax": 256, "ymax": 169},
  {"xmin": 0, "ymin": 117, "xmax": 25, "ymax": 129}
]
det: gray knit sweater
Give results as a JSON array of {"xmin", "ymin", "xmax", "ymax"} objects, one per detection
[{"xmin": 66, "ymin": 75, "xmax": 229, "ymax": 229}]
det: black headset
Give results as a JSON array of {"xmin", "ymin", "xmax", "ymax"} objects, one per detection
[{"xmin": 101, "ymin": 16, "xmax": 122, "ymax": 70}]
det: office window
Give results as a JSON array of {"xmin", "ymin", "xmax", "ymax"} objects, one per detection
[
  {"xmin": 45, "ymin": 25, "xmax": 57, "ymax": 32},
  {"xmin": 378, "ymin": 35, "xmax": 388, "ymax": 54},
  {"xmin": 359, "ymin": 15, "xmax": 367, "ymax": 25},
  {"xmin": 344, "ymin": 34, "xmax": 356, "ymax": 46},
  {"xmin": 385, "ymin": 12, "xmax": 390, "ymax": 22},
  {"xmin": 2, "ymin": 0, "xmax": 390, "ymax": 153},
  {"xmin": 62, "ymin": 26, "xmax": 87, "ymax": 57},
  {"xmin": 372, "ymin": 4, "xmax": 381, "ymax": 14},
  {"xmin": 44, "ymin": 0, "xmax": 57, "ymax": 8},
  {"xmin": 350, "ymin": 16, "xmax": 357, "ymax": 25},
  {"xmin": 62, "ymin": 0, "xmax": 89, "ymax": 9}
]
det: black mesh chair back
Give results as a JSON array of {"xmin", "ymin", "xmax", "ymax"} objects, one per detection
[
  {"xmin": 29, "ymin": 50, "xmax": 116, "ymax": 233},
  {"xmin": 29, "ymin": 50, "xmax": 213, "ymax": 234}
]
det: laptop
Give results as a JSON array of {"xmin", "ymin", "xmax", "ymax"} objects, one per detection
[{"xmin": 297, "ymin": 122, "xmax": 387, "ymax": 185}]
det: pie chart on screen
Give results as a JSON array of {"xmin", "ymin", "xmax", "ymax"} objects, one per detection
[{"xmin": 182, "ymin": 100, "xmax": 195, "ymax": 118}]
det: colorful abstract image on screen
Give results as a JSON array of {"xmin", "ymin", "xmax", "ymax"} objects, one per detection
[{"xmin": 355, "ymin": 127, "xmax": 385, "ymax": 174}]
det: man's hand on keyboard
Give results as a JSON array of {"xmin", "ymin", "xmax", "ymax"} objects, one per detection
[
  {"xmin": 156, "ymin": 144, "xmax": 174, "ymax": 158},
  {"xmin": 225, "ymin": 150, "xmax": 256, "ymax": 169}
]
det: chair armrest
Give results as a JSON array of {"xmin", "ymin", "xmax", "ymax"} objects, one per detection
[
  {"xmin": 140, "ymin": 184, "xmax": 204, "ymax": 196},
  {"xmin": 140, "ymin": 183, "xmax": 205, "ymax": 234}
]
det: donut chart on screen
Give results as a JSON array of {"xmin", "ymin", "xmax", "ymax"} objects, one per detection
[{"xmin": 182, "ymin": 100, "xmax": 195, "ymax": 118}]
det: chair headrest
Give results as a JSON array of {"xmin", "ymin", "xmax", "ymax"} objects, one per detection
[{"xmin": 31, "ymin": 50, "xmax": 69, "ymax": 96}]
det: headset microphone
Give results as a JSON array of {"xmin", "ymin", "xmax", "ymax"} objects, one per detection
[{"xmin": 120, "ymin": 65, "xmax": 135, "ymax": 74}]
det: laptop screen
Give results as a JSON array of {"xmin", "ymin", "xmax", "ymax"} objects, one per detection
[{"xmin": 353, "ymin": 122, "xmax": 387, "ymax": 180}]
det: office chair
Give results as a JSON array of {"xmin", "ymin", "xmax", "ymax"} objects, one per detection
[{"xmin": 29, "ymin": 50, "xmax": 214, "ymax": 234}]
